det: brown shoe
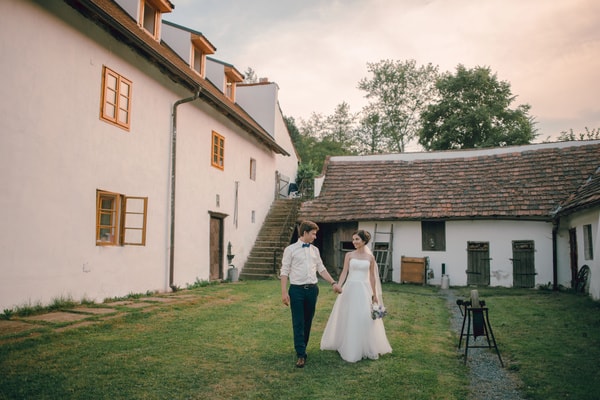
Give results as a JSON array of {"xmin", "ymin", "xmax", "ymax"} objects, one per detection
[{"xmin": 295, "ymin": 357, "xmax": 306, "ymax": 368}]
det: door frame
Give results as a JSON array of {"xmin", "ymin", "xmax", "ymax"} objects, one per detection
[{"xmin": 209, "ymin": 212, "xmax": 227, "ymax": 281}]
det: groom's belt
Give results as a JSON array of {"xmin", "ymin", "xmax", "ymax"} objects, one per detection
[{"xmin": 290, "ymin": 283, "xmax": 317, "ymax": 289}]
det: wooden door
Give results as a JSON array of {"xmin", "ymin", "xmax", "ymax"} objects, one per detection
[
  {"xmin": 209, "ymin": 216, "xmax": 223, "ymax": 281},
  {"xmin": 512, "ymin": 240, "xmax": 535, "ymax": 288},
  {"xmin": 467, "ymin": 242, "xmax": 490, "ymax": 286}
]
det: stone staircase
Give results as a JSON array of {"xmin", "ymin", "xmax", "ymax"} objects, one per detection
[{"xmin": 239, "ymin": 198, "xmax": 300, "ymax": 280}]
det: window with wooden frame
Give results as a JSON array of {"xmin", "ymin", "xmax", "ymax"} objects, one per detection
[
  {"xmin": 583, "ymin": 224, "xmax": 594, "ymax": 260},
  {"xmin": 421, "ymin": 221, "xmax": 446, "ymax": 251},
  {"xmin": 139, "ymin": 0, "xmax": 172, "ymax": 40},
  {"xmin": 211, "ymin": 131, "xmax": 225, "ymax": 170},
  {"xmin": 191, "ymin": 34, "xmax": 215, "ymax": 77},
  {"xmin": 249, "ymin": 158, "xmax": 257, "ymax": 180},
  {"xmin": 100, "ymin": 66, "xmax": 132, "ymax": 130},
  {"xmin": 96, "ymin": 190, "xmax": 148, "ymax": 246},
  {"xmin": 224, "ymin": 65, "xmax": 243, "ymax": 101}
]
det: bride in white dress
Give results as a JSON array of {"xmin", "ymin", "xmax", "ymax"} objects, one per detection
[{"xmin": 320, "ymin": 230, "xmax": 392, "ymax": 362}]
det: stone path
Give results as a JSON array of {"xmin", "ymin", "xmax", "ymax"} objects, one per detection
[
  {"xmin": 0, "ymin": 294, "xmax": 192, "ymax": 344},
  {"xmin": 443, "ymin": 289, "xmax": 525, "ymax": 400}
]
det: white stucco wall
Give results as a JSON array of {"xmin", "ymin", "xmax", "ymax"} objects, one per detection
[
  {"xmin": 162, "ymin": 21, "xmax": 193, "ymax": 64},
  {"xmin": 560, "ymin": 208, "xmax": 600, "ymax": 299},
  {"xmin": 172, "ymin": 99, "xmax": 280, "ymax": 285},
  {"xmin": 205, "ymin": 58, "xmax": 225, "ymax": 92},
  {"xmin": 236, "ymin": 83, "xmax": 277, "ymax": 138},
  {"xmin": 358, "ymin": 219, "xmax": 554, "ymax": 288},
  {"xmin": 0, "ymin": 1, "xmax": 290, "ymax": 310},
  {"xmin": 0, "ymin": 1, "xmax": 174, "ymax": 309},
  {"xmin": 274, "ymin": 105, "xmax": 299, "ymax": 184}
]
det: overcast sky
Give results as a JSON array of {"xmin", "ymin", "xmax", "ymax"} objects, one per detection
[{"xmin": 166, "ymin": 0, "xmax": 600, "ymax": 145}]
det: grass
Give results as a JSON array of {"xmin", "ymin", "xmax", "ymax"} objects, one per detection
[{"xmin": 0, "ymin": 282, "xmax": 599, "ymax": 399}]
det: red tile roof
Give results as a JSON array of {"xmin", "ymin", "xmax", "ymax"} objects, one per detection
[
  {"xmin": 556, "ymin": 165, "xmax": 600, "ymax": 216},
  {"xmin": 299, "ymin": 141, "xmax": 600, "ymax": 222}
]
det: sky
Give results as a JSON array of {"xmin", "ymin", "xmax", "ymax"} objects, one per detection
[{"xmin": 165, "ymin": 0, "xmax": 600, "ymax": 145}]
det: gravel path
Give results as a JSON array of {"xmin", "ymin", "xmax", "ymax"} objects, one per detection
[{"xmin": 442, "ymin": 289, "xmax": 525, "ymax": 400}]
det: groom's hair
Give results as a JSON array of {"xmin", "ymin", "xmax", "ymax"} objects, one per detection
[{"xmin": 298, "ymin": 220, "xmax": 319, "ymax": 236}]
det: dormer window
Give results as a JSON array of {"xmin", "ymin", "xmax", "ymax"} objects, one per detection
[
  {"xmin": 139, "ymin": 0, "xmax": 173, "ymax": 40},
  {"xmin": 191, "ymin": 34, "xmax": 215, "ymax": 78},
  {"xmin": 224, "ymin": 66, "xmax": 243, "ymax": 102}
]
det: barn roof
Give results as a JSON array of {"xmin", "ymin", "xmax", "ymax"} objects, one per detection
[{"xmin": 299, "ymin": 141, "xmax": 600, "ymax": 223}]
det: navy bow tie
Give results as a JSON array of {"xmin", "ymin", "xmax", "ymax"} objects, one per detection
[{"xmin": 302, "ymin": 243, "xmax": 310, "ymax": 248}]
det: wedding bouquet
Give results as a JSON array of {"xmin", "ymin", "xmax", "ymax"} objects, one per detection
[{"xmin": 371, "ymin": 303, "xmax": 387, "ymax": 320}]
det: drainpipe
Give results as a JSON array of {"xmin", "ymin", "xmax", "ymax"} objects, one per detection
[
  {"xmin": 169, "ymin": 90, "xmax": 201, "ymax": 290},
  {"xmin": 552, "ymin": 218, "xmax": 559, "ymax": 291}
]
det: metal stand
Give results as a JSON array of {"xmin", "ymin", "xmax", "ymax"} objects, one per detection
[{"xmin": 458, "ymin": 301, "xmax": 503, "ymax": 367}]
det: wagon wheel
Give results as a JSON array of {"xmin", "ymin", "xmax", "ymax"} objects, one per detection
[{"xmin": 575, "ymin": 265, "xmax": 590, "ymax": 293}]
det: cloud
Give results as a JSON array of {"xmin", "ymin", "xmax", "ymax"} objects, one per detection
[{"xmin": 167, "ymin": 0, "xmax": 600, "ymax": 136}]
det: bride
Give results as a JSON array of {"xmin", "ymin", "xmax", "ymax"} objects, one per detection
[{"xmin": 320, "ymin": 230, "xmax": 392, "ymax": 362}]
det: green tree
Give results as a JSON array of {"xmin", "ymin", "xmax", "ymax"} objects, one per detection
[
  {"xmin": 419, "ymin": 65, "xmax": 537, "ymax": 150},
  {"xmin": 556, "ymin": 127, "xmax": 600, "ymax": 141},
  {"xmin": 358, "ymin": 59, "xmax": 439, "ymax": 152},
  {"xmin": 354, "ymin": 111, "xmax": 384, "ymax": 154},
  {"xmin": 243, "ymin": 67, "xmax": 258, "ymax": 83},
  {"xmin": 291, "ymin": 103, "xmax": 358, "ymax": 173},
  {"xmin": 324, "ymin": 102, "xmax": 357, "ymax": 146}
]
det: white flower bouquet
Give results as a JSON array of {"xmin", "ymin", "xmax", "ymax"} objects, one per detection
[{"xmin": 371, "ymin": 303, "xmax": 387, "ymax": 320}]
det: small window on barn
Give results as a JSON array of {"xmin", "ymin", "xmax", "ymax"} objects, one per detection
[
  {"xmin": 421, "ymin": 221, "xmax": 446, "ymax": 251},
  {"xmin": 583, "ymin": 224, "xmax": 594, "ymax": 260}
]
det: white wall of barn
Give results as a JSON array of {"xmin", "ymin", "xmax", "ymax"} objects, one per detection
[
  {"xmin": 358, "ymin": 219, "xmax": 554, "ymax": 288},
  {"xmin": 559, "ymin": 208, "xmax": 600, "ymax": 299}
]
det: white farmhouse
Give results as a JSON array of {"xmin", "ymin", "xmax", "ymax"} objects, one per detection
[{"xmin": 299, "ymin": 141, "xmax": 600, "ymax": 299}]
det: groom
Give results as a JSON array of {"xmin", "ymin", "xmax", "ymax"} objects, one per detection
[{"xmin": 280, "ymin": 220, "xmax": 342, "ymax": 368}]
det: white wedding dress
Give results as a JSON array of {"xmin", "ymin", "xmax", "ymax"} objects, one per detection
[{"xmin": 320, "ymin": 258, "xmax": 392, "ymax": 362}]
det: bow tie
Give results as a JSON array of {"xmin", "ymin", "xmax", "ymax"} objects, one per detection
[{"xmin": 302, "ymin": 243, "xmax": 310, "ymax": 248}]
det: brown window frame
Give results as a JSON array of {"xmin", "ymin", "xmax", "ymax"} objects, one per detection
[
  {"xmin": 100, "ymin": 66, "xmax": 132, "ymax": 130},
  {"xmin": 211, "ymin": 131, "xmax": 225, "ymax": 170},
  {"xmin": 421, "ymin": 221, "xmax": 446, "ymax": 251},
  {"xmin": 96, "ymin": 190, "xmax": 148, "ymax": 246},
  {"xmin": 140, "ymin": 0, "xmax": 161, "ymax": 39}
]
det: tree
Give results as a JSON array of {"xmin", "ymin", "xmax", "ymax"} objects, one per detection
[
  {"xmin": 242, "ymin": 67, "xmax": 258, "ymax": 84},
  {"xmin": 418, "ymin": 65, "xmax": 537, "ymax": 150},
  {"xmin": 324, "ymin": 102, "xmax": 357, "ymax": 146},
  {"xmin": 556, "ymin": 127, "xmax": 600, "ymax": 141},
  {"xmin": 358, "ymin": 59, "xmax": 439, "ymax": 152},
  {"xmin": 354, "ymin": 111, "xmax": 385, "ymax": 154},
  {"xmin": 289, "ymin": 103, "xmax": 359, "ymax": 173}
]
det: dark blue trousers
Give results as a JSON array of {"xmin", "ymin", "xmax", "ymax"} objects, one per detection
[{"xmin": 289, "ymin": 284, "xmax": 319, "ymax": 359}]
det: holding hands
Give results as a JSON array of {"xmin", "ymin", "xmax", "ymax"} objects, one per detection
[{"xmin": 332, "ymin": 282, "xmax": 342, "ymax": 294}]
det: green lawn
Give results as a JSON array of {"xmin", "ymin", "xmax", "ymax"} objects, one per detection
[{"xmin": 1, "ymin": 282, "xmax": 599, "ymax": 399}]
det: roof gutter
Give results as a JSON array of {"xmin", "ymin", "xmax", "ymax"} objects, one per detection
[{"xmin": 169, "ymin": 90, "xmax": 201, "ymax": 290}]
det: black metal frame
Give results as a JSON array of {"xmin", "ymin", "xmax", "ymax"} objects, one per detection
[{"xmin": 457, "ymin": 299, "xmax": 504, "ymax": 367}]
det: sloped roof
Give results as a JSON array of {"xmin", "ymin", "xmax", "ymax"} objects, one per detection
[
  {"xmin": 555, "ymin": 165, "xmax": 600, "ymax": 216},
  {"xmin": 64, "ymin": 0, "xmax": 289, "ymax": 155},
  {"xmin": 299, "ymin": 141, "xmax": 600, "ymax": 223}
]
